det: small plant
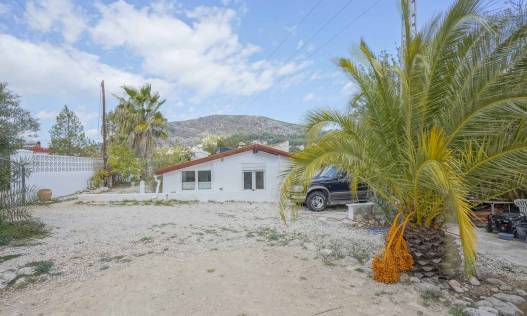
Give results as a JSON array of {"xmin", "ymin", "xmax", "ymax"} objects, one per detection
[
  {"xmin": 255, "ymin": 227, "xmax": 285, "ymax": 243},
  {"xmin": 139, "ymin": 236, "xmax": 153, "ymax": 242},
  {"xmin": 419, "ymin": 288, "xmax": 441, "ymax": 301},
  {"xmin": 448, "ymin": 306, "xmax": 469, "ymax": 316},
  {"xmin": 26, "ymin": 260, "xmax": 54, "ymax": 275},
  {"xmin": 207, "ymin": 268, "xmax": 215, "ymax": 273},
  {"xmin": 0, "ymin": 220, "xmax": 48, "ymax": 246}
]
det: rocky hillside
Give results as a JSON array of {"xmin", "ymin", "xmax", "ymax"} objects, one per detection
[{"xmin": 167, "ymin": 115, "xmax": 305, "ymax": 146}]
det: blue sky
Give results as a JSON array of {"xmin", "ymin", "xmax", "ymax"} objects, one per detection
[{"xmin": 0, "ymin": 0, "xmax": 506, "ymax": 145}]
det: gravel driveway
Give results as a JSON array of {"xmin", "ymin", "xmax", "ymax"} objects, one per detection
[{"xmin": 0, "ymin": 200, "xmax": 525, "ymax": 315}]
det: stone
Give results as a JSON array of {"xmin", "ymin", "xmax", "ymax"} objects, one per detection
[
  {"xmin": 470, "ymin": 276, "xmax": 481, "ymax": 286},
  {"xmin": 475, "ymin": 300, "xmax": 494, "ymax": 308},
  {"xmin": 485, "ymin": 297, "xmax": 522, "ymax": 316},
  {"xmin": 464, "ymin": 307, "xmax": 499, "ymax": 316},
  {"xmin": 478, "ymin": 307, "xmax": 499, "ymax": 316},
  {"xmin": 0, "ymin": 271, "xmax": 17, "ymax": 289},
  {"xmin": 410, "ymin": 276, "xmax": 421, "ymax": 283},
  {"xmin": 439, "ymin": 282, "xmax": 449, "ymax": 289},
  {"xmin": 14, "ymin": 277, "xmax": 26, "ymax": 286},
  {"xmin": 464, "ymin": 297, "xmax": 474, "ymax": 303},
  {"xmin": 514, "ymin": 289, "xmax": 527, "ymax": 297},
  {"xmin": 496, "ymin": 304, "xmax": 523, "ymax": 316},
  {"xmin": 464, "ymin": 308, "xmax": 480, "ymax": 316},
  {"xmin": 17, "ymin": 267, "xmax": 34, "ymax": 276},
  {"xmin": 500, "ymin": 285, "xmax": 513, "ymax": 292},
  {"xmin": 491, "ymin": 287, "xmax": 500, "ymax": 292},
  {"xmin": 452, "ymin": 299, "xmax": 471, "ymax": 307},
  {"xmin": 487, "ymin": 278, "xmax": 505, "ymax": 285},
  {"xmin": 449, "ymin": 279, "xmax": 465, "ymax": 293},
  {"xmin": 493, "ymin": 293, "xmax": 526, "ymax": 305},
  {"xmin": 399, "ymin": 273, "xmax": 410, "ymax": 283}
]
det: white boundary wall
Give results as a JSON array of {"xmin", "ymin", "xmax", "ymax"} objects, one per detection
[{"xmin": 12, "ymin": 150, "xmax": 102, "ymax": 198}]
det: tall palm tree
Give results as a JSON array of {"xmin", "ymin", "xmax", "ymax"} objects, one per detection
[
  {"xmin": 281, "ymin": 0, "xmax": 527, "ymax": 282},
  {"xmin": 114, "ymin": 84, "xmax": 168, "ymax": 177}
]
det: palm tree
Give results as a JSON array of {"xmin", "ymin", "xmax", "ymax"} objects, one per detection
[
  {"xmin": 281, "ymin": 0, "xmax": 527, "ymax": 282},
  {"xmin": 114, "ymin": 84, "xmax": 168, "ymax": 177}
]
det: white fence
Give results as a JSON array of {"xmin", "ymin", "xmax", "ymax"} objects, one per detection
[{"xmin": 12, "ymin": 150, "xmax": 102, "ymax": 198}]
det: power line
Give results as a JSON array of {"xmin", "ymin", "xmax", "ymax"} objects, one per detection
[
  {"xmin": 306, "ymin": 0, "xmax": 385, "ymax": 59},
  {"xmin": 282, "ymin": 0, "xmax": 355, "ymax": 65},
  {"xmin": 266, "ymin": 0, "xmax": 324, "ymax": 60},
  {"xmin": 233, "ymin": 0, "xmax": 384, "ymax": 112}
]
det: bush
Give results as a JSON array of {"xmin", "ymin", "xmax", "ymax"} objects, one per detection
[
  {"xmin": 0, "ymin": 220, "xmax": 48, "ymax": 246},
  {"xmin": 27, "ymin": 260, "xmax": 54, "ymax": 275},
  {"xmin": 90, "ymin": 168, "xmax": 110, "ymax": 188}
]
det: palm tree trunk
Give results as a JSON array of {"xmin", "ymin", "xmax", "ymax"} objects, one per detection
[{"xmin": 404, "ymin": 225, "xmax": 447, "ymax": 279}]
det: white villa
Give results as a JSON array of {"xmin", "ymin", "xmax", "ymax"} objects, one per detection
[{"xmin": 155, "ymin": 144, "xmax": 290, "ymax": 202}]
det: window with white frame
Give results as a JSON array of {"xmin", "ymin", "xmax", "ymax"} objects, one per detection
[
  {"xmin": 182, "ymin": 171, "xmax": 195, "ymax": 190},
  {"xmin": 198, "ymin": 170, "xmax": 212, "ymax": 189},
  {"xmin": 243, "ymin": 170, "xmax": 265, "ymax": 190}
]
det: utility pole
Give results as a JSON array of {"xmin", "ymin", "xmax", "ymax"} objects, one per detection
[{"xmin": 101, "ymin": 80, "xmax": 108, "ymax": 180}]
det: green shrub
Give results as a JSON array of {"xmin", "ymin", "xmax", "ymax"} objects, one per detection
[
  {"xmin": 26, "ymin": 260, "xmax": 53, "ymax": 275},
  {"xmin": 90, "ymin": 168, "xmax": 110, "ymax": 188},
  {"xmin": 0, "ymin": 220, "xmax": 48, "ymax": 245}
]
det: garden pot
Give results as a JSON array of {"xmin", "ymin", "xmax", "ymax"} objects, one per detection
[
  {"xmin": 37, "ymin": 189, "xmax": 52, "ymax": 202},
  {"xmin": 517, "ymin": 224, "xmax": 527, "ymax": 241}
]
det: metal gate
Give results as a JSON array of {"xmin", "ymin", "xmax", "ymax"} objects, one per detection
[{"xmin": 0, "ymin": 157, "xmax": 33, "ymax": 222}]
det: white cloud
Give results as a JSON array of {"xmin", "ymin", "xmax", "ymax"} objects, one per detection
[
  {"xmin": 91, "ymin": 1, "xmax": 307, "ymax": 96},
  {"xmin": 25, "ymin": 0, "xmax": 87, "ymax": 43},
  {"xmin": 303, "ymin": 92, "xmax": 315, "ymax": 102},
  {"xmin": 73, "ymin": 105, "xmax": 99, "ymax": 128},
  {"xmin": 35, "ymin": 110, "xmax": 58, "ymax": 121},
  {"xmin": 0, "ymin": 34, "xmax": 171, "ymax": 102}
]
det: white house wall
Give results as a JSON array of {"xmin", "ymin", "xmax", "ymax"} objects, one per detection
[{"xmin": 162, "ymin": 151, "xmax": 289, "ymax": 202}]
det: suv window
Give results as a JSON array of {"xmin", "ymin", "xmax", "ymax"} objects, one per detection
[{"xmin": 318, "ymin": 167, "xmax": 337, "ymax": 178}]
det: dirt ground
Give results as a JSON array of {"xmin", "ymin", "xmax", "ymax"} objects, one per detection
[
  {"xmin": 4, "ymin": 247, "xmax": 436, "ymax": 316},
  {"xmin": 0, "ymin": 200, "xmax": 525, "ymax": 315}
]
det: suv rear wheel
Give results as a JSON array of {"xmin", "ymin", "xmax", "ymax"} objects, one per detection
[{"xmin": 306, "ymin": 191, "xmax": 327, "ymax": 212}]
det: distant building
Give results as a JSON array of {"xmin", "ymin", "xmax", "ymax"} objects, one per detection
[{"xmin": 24, "ymin": 141, "xmax": 50, "ymax": 154}]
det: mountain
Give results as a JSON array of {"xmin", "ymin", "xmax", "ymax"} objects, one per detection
[{"xmin": 166, "ymin": 115, "xmax": 305, "ymax": 146}]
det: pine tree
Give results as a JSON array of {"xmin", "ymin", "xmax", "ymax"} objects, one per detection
[{"xmin": 49, "ymin": 105, "xmax": 89, "ymax": 156}]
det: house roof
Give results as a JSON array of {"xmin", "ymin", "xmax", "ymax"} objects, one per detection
[
  {"xmin": 31, "ymin": 145, "xmax": 50, "ymax": 154},
  {"xmin": 155, "ymin": 144, "xmax": 290, "ymax": 175}
]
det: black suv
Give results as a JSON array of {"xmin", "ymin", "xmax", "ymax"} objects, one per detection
[{"xmin": 304, "ymin": 167, "xmax": 369, "ymax": 211}]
